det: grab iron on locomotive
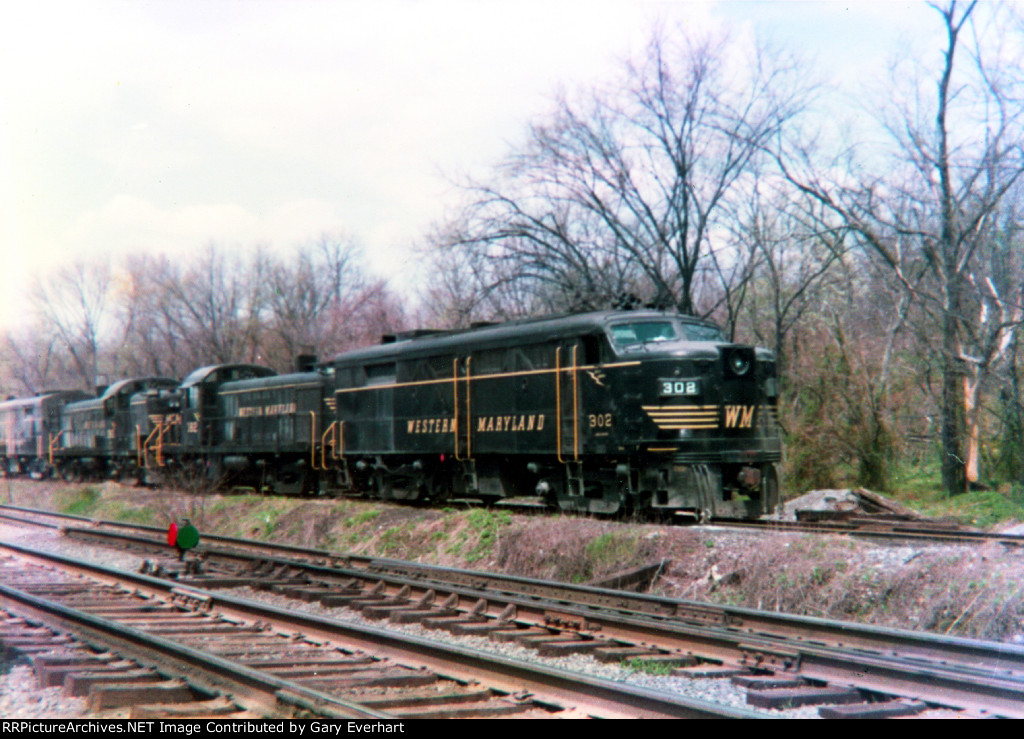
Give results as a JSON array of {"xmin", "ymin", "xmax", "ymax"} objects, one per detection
[{"xmin": 0, "ymin": 310, "xmax": 782, "ymax": 519}]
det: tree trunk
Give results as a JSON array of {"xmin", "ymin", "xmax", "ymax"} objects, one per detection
[
  {"xmin": 941, "ymin": 305, "xmax": 968, "ymax": 496},
  {"xmin": 963, "ymin": 373, "xmax": 981, "ymax": 484}
]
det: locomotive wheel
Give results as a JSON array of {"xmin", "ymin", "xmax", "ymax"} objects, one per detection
[
  {"xmin": 270, "ymin": 472, "xmax": 305, "ymax": 495},
  {"xmin": 419, "ymin": 464, "xmax": 451, "ymax": 503},
  {"xmin": 425, "ymin": 477, "xmax": 450, "ymax": 503},
  {"xmin": 371, "ymin": 471, "xmax": 393, "ymax": 500},
  {"xmin": 375, "ymin": 473, "xmax": 424, "ymax": 501},
  {"xmin": 64, "ymin": 464, "xmax": 85, "ymax": 483},
  {"xmin": 411, "ymin": 470, "xmax": 443, "ymax": 503},
  {"xmin": 267, "ymin": 463, "xmax": 309, "ymax": 495}
]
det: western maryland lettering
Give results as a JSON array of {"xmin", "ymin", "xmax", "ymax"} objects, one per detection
[
  {"xmin": 406, "ymin": 417, "xmax": 455, "ymax": 434},
  {"xmin": 723, "ymin": 405, "xmax": 755, "ymax": 429},
  {"xmin": 476, "ymin": 414, "xmax": 546, "ymax": 433},
  {"xmin": 405, "ymin": 414, "xmax": 547, "ymax": 435},
  {"xmin": 238, "ymin": 403, "xmax": 298, "ymax": 418}
]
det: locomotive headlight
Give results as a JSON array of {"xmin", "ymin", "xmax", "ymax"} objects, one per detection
[{"xmin": 725, "ymin": 348, "xmax": 753, "ymax": 377}]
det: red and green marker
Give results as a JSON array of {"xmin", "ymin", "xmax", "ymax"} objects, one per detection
[{"xmin": 167, "ymin": 520, "xmax": 200, "ymax": 551}]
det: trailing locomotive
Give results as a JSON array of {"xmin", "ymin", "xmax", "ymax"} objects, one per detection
[
  {"xmin": 0, "ymin": 309, "xmax": 782, "ymax": 519},
  {"xmin": 0, "ymin": 390, "xmax": 89, "ymax": 477},
  {"xmin": 188, "ymin": 362, "xmax": 324, "ymax": 494},
  {"xmin": 57, "ymin": 377, "xmax": 178, "ymax": 480}
]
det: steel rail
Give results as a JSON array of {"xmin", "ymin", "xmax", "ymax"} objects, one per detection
[
  {"xmin": 6, "ymin": 506, "xmax": 1024, "ymax": 715},
  {"xmin": 0, "ymin": 575, "xmax": 391, "ymax": 719},
  {"xmin": 0, "ymin": 540, "xmax": 757, "ymax": 719},
  {"xmin": 223, "ymin": 550, "xmax": 1024, "ymax": 717},
  {"xmin": 707, "ymin": 517, "xmax": 1024, "ymax": 547},
  {"xmin": 7, "ymin": 508, "xmax": 1024, "ymax": 681}
]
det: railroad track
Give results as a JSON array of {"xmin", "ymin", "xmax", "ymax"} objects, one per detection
[
  {"xmin": 3, "ymin": 506, "xmax": 1023, "ymax": 718},
  {"xmin": 710, "ymin": 515, "xmax": 1024, "ymax": 548},
  {"xmin": 0, "ymin": 541, "xmax": 753, "ymax": 719},
  {"xmin": 6, "ymin": 495, "xmax": 1023, "ymax": 549}
]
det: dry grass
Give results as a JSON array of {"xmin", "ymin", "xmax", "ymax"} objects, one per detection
[
  {"xmin": 496, "ymin": 517, "xmax": 700, "ymax": 583},
  {"xmin": 664, "ymin": 534, "xmax": 1024, "ymax": 641},
  {"xmin": 8, "ymin": 480, "xmax": 1024, "ymax": 642}
]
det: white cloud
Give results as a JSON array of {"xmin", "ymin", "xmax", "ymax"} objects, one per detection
[
  {"xmin": 62, "ymin": 194, "xmax": 353, "ymax": 259},
  {"xmin": 0, "ymin": 0, "xmax": 941, "ymax": 334}
]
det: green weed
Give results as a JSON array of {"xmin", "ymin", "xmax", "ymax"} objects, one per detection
[
  {"xmin": 378, "ymin": 524, "xmax": 411, "ymax": 556},
  {"xmin": 60, "ymin": 486, "xmax": 101, "ymax": 516},
  {"xmin": 344, "ymin": 509, "xmax": 381, "ymax": 528},
  {"xmin": 914, "ymin": 489, "xmax": 1024, "ymax": 527},
  {"xmin": 111, "ymin": 504, "xmax": 157, "ymax": 526},
  {"xmin": 445, "ymin": 509, "xmax": 512, "ymax": 562},
  {"xmin": 884, "ymin": 458, "xmax": 1024, "ymax": 526},
  {"xmin": 622, "ymin": 658, "xmax": 676, "ymax": 676},
  {"xmin": 257, "ymin": 509, "xmax": 280, "ymax": 537},
  {"xmin": 584, "ymin": 531, "xmax": 638, "ymax": 567}
]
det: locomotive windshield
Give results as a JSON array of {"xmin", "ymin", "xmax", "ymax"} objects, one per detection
[
  {"xmin": 610, "ymin": 321, "xmax": 677, "ymax": 347},
  {"xmin": 680, "ymin": 322, "xmax": 726, "ymax": 342},
  {"xmin": 609, "ymin": 320, "xmax": 725, "ymax": 351}
]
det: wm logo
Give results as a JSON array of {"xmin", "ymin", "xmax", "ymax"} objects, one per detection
[{"xmin": 723, "ymin": 405, "xmax": 755, "ymax": 429}]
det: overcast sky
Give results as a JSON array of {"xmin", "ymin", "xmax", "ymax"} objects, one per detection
[{"xmin": 0, "ymin": 1, "xmax": 943, "ymax": 332}]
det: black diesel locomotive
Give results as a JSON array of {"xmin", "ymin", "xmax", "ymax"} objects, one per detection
[
  {"xmin": 0, "ymin": 390, "xmax": 90, "ymax": 477},
  {"xmin": 329, "ymin": 309, "xmax": 781, "ymax": 518},
  {"xmin": 1, "ymin": 309, "xmax": 782, "ymax": 519},
  {"xmin": 59, "ymin": 377, "xmax": 179, "ymax": 480}
]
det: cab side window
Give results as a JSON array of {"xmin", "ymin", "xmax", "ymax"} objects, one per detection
[{"xmin": 582, "ymin": 334, "xmax": 607, "ymax": 365}]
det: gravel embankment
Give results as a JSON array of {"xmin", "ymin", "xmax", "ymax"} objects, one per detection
[{"xmin": 0, "ymin": 521, "xmax": 823, "ymax": 718}]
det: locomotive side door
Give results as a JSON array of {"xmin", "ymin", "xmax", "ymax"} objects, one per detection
[
  {"xmin": 452, "ymin": 355, "xmax": 471, "ymax": 462},
  {"xmin": 296, "ymin": 386, "xmax": 321, "ymax": 446},
  {"xmin": 555, "ymin": 337, "xmax": 611, "ymax": 443},
  {"xmin": 578, "ymin": 333, "xmax": 615, "ymax": 454},
  {"xmin": 557, "ymin": 334, "xmax": 616, "ymax": 462},
  {"xmin": 182, "ymin": 382, "xmax": 218, "ymax": 450},
  {"xmin": 555, "ymin": 342, "xmax": 581, "ymax": 468}
]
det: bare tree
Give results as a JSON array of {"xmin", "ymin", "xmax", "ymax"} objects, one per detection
[
  {"xmin": 116, "ymin": 253, "xmax": 190, "ymax": 378},
  {"xmin": 724, "ymin": 175, "xmax": 848, "ymax": 359},
  {"xmin": 155, "ymin": 245, "xmax": 269, "ymax": 367},
  {"xmin": 776, "ymin": 1, "xmax": 1024, "ymax": 495},
  {"xmin": 431, "ymin": 28, "xmax": 812, "ymax": 317},
  {"xmin": 30, "ymin": 260, "xmax": 114, "ymax": 391},
  {"xmin": 328, "ymin": 279, "xmax": 409, "ymax": 351},
  {"xmin": 957, "ymin": 204, "xmax": 1024, "ymax": 481},
  {"xmin": 0, "ymin": 327, "xmax": 70, "ymax": 394},
  {"xmin": 263, "ymin": 234, "xmax": 404, "ymax": 368},
  {"xmin": 790, "ymin": 287, "xmax": 913, "ymax": 490},
  {"xmin": 418, "ymin": 226, "xmax": 562, "ymax": 327}
]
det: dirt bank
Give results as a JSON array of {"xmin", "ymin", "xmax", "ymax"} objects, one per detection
[{"xmin": 5, "ymin": 479, "xmax": 1024, "ymax": 642}]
